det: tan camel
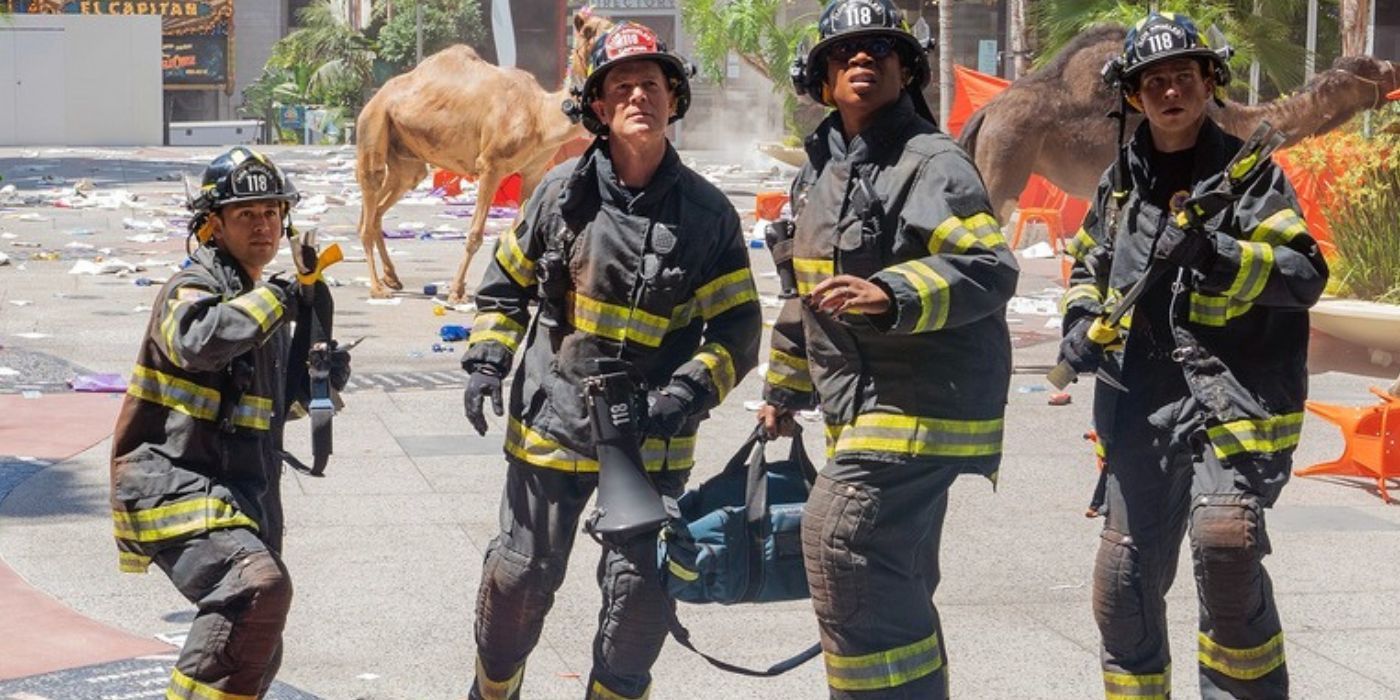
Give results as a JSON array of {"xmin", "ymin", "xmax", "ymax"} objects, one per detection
[
  {"xmin": 959, "ymin": 25, "xmax": 1399, "ymax": 222},
  {"xmin": 355, "ymin": 10, "xmax": 613, "ymax": 302}
]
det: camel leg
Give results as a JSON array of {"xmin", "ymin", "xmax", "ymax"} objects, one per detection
[
  {"xmin": 357, "ymin": 180, "xmax": 390, "ymax": 300},
  {"xmin": 449, "ymin": 168, "xmax": 504, "ymax": 304},
  {"xmin": 373, "ymin": 158, "xmax": 428, "ymax": 295}
]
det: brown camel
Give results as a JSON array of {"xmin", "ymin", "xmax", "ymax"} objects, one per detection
[
  {"xmin": 355, "ymin": 10, "xmax": 613, "ymax": 302},
  {"xmin": 959, "ymin": 25, "xmax": 1399, "ymax": 222}
]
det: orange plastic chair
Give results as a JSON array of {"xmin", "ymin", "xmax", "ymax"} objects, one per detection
[
  {"xmin": 1295, "ymin": 387, "xmax": 1400, "ymax": 503},
  {"xmin": 1010, "ymin": 189, "xmax": 1070, "ymax": 285},
  {"xmin": 755, "ymin": 191, "xmax": 790, "ymax": 222}
]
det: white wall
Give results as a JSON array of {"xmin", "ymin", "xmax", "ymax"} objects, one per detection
[{"xmin": 0, "ymin": 14, "xmax": 162, "ymax": 147}]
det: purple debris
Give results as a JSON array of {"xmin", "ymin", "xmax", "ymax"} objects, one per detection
[
  {"xmin": 383, "ymin": 228, "xmax": 418, "ymax": 239},
  {"xmin": 69, "ymin": 373, "xmax": 128, "ymax": 393}
]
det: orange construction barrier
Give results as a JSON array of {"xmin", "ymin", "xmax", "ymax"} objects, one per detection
[
  {"xmin": 1295, "ymin": 387, "xmax": 1400, "ymax": 503},
  {"xmin": 755, "ymin": 191, "xmax": 790, "ymax": 221}
]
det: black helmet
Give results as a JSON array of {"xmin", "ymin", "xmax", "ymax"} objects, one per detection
[
  {"xmin": 188, "ymin": 147, "xmax": 299, "ymax": 244},
  {"xmin": 1103, "ymin": 12, "xmax": 1232, "ymax": 92},
  {"xmin": 791, "ymin": 0, "xmax": 933, "ymax": 108},
  {"xmin": 563, "ymin": 21, "xmax": 694, "ymax": 136}
]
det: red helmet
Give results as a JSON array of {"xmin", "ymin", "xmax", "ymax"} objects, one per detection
[{"xmin": 564, "ymin": 22, "xmax": 694, "ymax": 135}]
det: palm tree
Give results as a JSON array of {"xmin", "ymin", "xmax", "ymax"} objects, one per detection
[
  {"xmin": 272, "ymin": 0, "xmax": 378, "ymax": 110},
  {"xmin": 1033, "ymin": 0, "xmax": 1341, "ymax": 100},
  {"xmin": 1340, "ymin": 0, "xmax": 1371, "ymax": 56}
]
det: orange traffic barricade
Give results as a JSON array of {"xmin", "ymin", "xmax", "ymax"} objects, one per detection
[{"xmin": 1295, "ymin": 387, "xmax": 1400, "ymax": 503}]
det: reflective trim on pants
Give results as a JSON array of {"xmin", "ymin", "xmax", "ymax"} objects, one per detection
[
  {"xmin": 1198, "ymin": 631, "xmax": 1286, "ymax": 681},
  {"xmin": 1103, "ymin": 665, "xmax": 1170, "ymax": 699},
  {"xmin": 825, "ymin": 632, "xmax": 944, "ymax": 692},
  {"xmin": 473, "ymin": 655, "xmax": 524, "ymax": 700}
]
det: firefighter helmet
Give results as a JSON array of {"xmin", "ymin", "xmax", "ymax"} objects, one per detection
[
  {"xmin": 1103, "ymin": 12, "xmax": 1232, "ymax": 92},
  {"xmin": 187, "ymin": 147, "xmax": 298, "ymax": 245},
  {"xmin": 563, "ymin": 21, "xmax": 694, "ymax": 135},
  {"xmin": 791, "ymin": 0, "xmax": 933, "ymax": 107}
]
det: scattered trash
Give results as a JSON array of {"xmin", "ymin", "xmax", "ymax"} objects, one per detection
[
  {"xmin": 69, "ymin": 258, "xmax": 142, "ymax": 275},
  {"xmin": 8, "ymin": 300, "xmax": 32, "ymax": 307},
  {"xmin": 439, "ymin": 324, "xmax": 469, "ymax": 342},
  {"xmin": 432, "ymin": 305, "xmax": 446, "ymax": 316},
  {"xmin": 18, "ymin": 213, "xmax": 48, "ymax": 222},
  {"xmin": 69, "ymin": 373, "xmax": 128, "ymax": 392},
  {"xmin": 0, "ymin": 367, "xmax": 19, "ymax": 377},
  {"xmin": 1018, "ymin": 241, "xmax": 1057, "ymax": 259},
  {"xmin": 365, "ymin": 297, "xmax": 402, "ymax": 305},
  {"xmin": 125, "ymin": 232, "xmax": 170, "ymax": 244},
  {"xmin": 431, "ymin": 343, "xmax": 456, "ymax": 353},
  {"xmin": 134, "ymin": 277, "xmax": 155, "ymax": 287},
  {"xmin": 1370, "ymin": 348, "xmax": 1394, "ymax": 368},
  {"xmin": 14, "ymin": 332, "xmax": 51, "ymax": 339},
  {"xmin": 122, "ymin": 217, "xmax": 167, "ymax": 232},
  {"xmin": 356, "ymin": 673, "xmax": 381, "ymax": 681},
  {"xmin": 21, "ymin": 390, "xmax": 42, "ymax": 399},
  {"xmin": 743, "ymin": 399, "xmax": 765, "ymax": 411},
  {"xmin": 1048, "ymin": 392, "xmax": 1073, "ymax": 406},
  {"xmin": 1017, "ymin": 385, "xmax": 1047, "ymax": 393},
  {"xmin": 0, "ymin": 252, "xmax": 8, "ymax": 266},
  {"xmin": 1007, "ymin": 296, "xmax": 1059, "ymax": 316},
  {"xmin": 423, "ymin": 283, "xmax": 439, "ymax": 296}
]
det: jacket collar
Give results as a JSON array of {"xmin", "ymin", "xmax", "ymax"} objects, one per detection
[
  {"xmin": 804, "ymin": 92, "xmax": 925, "ymax": 171},
  {"xmin": 1125, "ymin": 117, "xmax": 1231, "ymax": 194},
  {"xmin": 592, "ymin": 138, "xmax": 682, "ymax": 213}
]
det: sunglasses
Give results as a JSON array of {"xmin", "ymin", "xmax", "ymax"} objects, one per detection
[{"xmin": 826, "ymin": 37, "xmax": 898, "ymax": 63}]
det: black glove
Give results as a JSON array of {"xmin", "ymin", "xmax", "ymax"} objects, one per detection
[
  {"xmin": 265, "ymin": 273, "xmax": 302, "ymax": 323},
  {"xmin": 464, "ymin": 366, "xmax": 504, "ymax": 436},
  {"xmin": 1154, "ymin": 222, "xmax": 1216, "ymax": 271},
  {"xmin": 645, "ymin": 385, "xmax": 695, "ymax": 438},
  {"xmin": 1059, "ymin": 317, "xmax": 1105, "ymax": 375},
  {"xmin": 329, "ymin": 345, "xmax": 351, "ymax": 392}
]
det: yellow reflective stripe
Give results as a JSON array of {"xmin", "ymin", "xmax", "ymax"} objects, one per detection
[
  {"xmin": 118, "ymin": 551, "xmax": 152, "ymax": 574},
  {"xmin": 1251, "ymin": 209, "xmax": 1307, "ymax": 247},
  {"xmin": 795, "ymin": 257, "xmax": 834, "ymax": 296},
  {"xmin": 1225, "ymin": 241, "xmax": 1273, "ymax": 302},
  {"xmin": 1188, "ymin": 293, "xmax": 1253, "ymax": 327},
  {"xmin": 494, "ymin": 224, "xmax": 536, "ymax": 287},
  {"xmin": 695, "ymin": 268, "xmax": 758, "ymax": 320},
  {"xmin": 586, "ymin": 679, "xmax": 649, "ymax": 700},
  {"xmin": 168, "ymin": 667, "xmax": 258, "ymax": 700},
  {"xmin": 227, "ymin": 287, "xmax": 283, "ymax": 333},
  {"xmin": 1198, "ymin": 631, "xmax": 1285, "ymax": 681},
  {"xmin": 160, "ymin": 299, "xmax": 189, "ymax": 368},
  {"xmin": 831, "ymin": 413, "xmax": 1004, "ymax": 459},
  {"xmin": 1059, "ymin": 283, "xmax": 1103, "ymax": 315},
  {"xmin": 112, "ymin": 497, "xmax": 258, "ymax": 545},
  {"xmin": 666, "ymin": 557, "xmax": 699, "ymax": 581},
  {"xmin": 693, "ymin": 342, "xmax": 736, "ymax": 401},
  {"xmin": 766, "ymin": 348, "xmax": 814, "ymax": 393},
  {"xmin": 504, "ymin": 417, "xmax": 695, "ymax": 472},
  {"xmin": 1207, "ymin": 412, "xmax": 1304, "ymax": 460},
  {"xmin": 886, "ymin": 259, "xmax": 950, "ymax": 332},
  {"xmin": 468, "ymin": 312, "xmax": 526, "ymax": 353},
  {"xmin": 474, "ymin": 656, "xmax": 524, "ymax": 700},
  {"xmin": 233, "ymin": 394, "xmax": 273, "ymax": 431},
  {"xmin": 567, "ymin": 291, "xmax": 670, "ymax": 347},
  {"xmin": 825, "ymin": 631, "xmax": 943, "ymax": 691},
  {"xmin": 927, "ymin": 213, "xmax": 1005, "ymax": 254},
  {"xmin": 1066, "ymin": 227, "xmax": 1097, "ymax": 261},
  {"xmin": 1103, "ymin": 665, "xmax": 1170, "ymax": 699},
  {"xmin": 128, "ymin": 365, "xmax": 221, "ymax": 422},
  {"xmin": 824, "ymin": 423, "xmax": 841, "ymax": 460}
]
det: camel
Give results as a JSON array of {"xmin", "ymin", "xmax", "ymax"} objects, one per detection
[
  {"xmin": 959, "ymin": 25, "xmax": 1399, "ymax": 222},
  {"xmin": 355, "ymin": 10, "xmax": 613, "ymax": 302}
]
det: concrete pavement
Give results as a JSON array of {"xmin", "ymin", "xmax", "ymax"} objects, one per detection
[{"xmin": 2, "ymin": 146, "xmax": 1399, "ymax": 699}]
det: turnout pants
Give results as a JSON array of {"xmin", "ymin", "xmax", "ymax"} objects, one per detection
[
  {"xmin": 1096, "ymin": 402, "xmax": 1290, "ymax": 699},
  {"xmin": 802, "ymin": 458, "xmax": 959, "ymax": 699},
  {"xmin": 153, "ymin": 526, "xmax": 293, "ymax": 699},
  {"xmin": 471, "ymin": 459, "xmax": 688, "ymax": 700}
]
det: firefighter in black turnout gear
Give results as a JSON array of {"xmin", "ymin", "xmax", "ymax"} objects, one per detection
[
  {"xmin": 1060, "ymin": 13, "xmax": 1327, "ymax": 698},
  {"xmin": 110, "ymin": 147, "xmax": 351, "ymax": 699},
  {"xmin": 760, "ymin": 0, "xmax": 1018, "ymax": 696},
  {"xmin": 464, "ymin": 21, "xmax": 761, "ymax": 700}
]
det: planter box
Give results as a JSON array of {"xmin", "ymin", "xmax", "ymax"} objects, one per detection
[{"xmin": 1310, "ymin": 297, "xmax": 1400, "ymax": 353}]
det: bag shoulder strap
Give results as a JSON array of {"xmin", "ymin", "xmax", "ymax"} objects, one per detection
[{"xmin": 663, "ymin": 603, "xmax": 821, "ymax": 677}]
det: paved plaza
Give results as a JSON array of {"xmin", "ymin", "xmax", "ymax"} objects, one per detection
[{"xmin": 1, "ymin": 146, "xmax": 1398, "ymax": 699}]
